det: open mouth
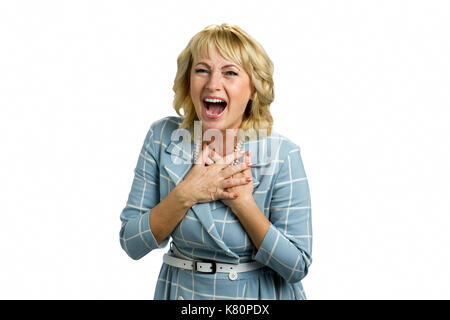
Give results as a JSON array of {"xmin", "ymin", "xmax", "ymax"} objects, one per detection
[{"xmin": 203, "ymin": 98, "xmax": 228, "ymax": 119}]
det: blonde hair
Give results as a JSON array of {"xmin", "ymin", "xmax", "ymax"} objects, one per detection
[{"xmin": 172, "ymin": 23, "xmax": 274, "ymax": 135}]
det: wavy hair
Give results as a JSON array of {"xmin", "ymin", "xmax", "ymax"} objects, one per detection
[{"xmin": 172, "ymin": 23, "xmax": 274, "ymax": 135}]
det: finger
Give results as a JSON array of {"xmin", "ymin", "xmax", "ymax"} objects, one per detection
[
  {"xmin": 219, "ymin": 191, "xmax": 239, "ymax": 200},
  {"xmin": 223, "ymin": 150, "xmax": 245, "ymax": 165},
  {"xmin": 205, "ymin": 156, "xmax": 215, "ymax": 166},
  {"xmin": 209, "ymin": 149, "xmax": 223, "ymax": 164},
  {"xmin": 242, "ymin": 151, "xmax": 253, "ymax": 177},
  {"xmin": 243, "ymin": 150, "xmax": 251, "ymax": 164},
  {"xmin": 221, "ymin": 176, "xmax": 252, "ymax": 189},
  {"xmin": 221, "ymin": 162, "xmax": 252, "ymax": 179},
  {"xmin": 200, "ymin": 143, "xmax": 211, "ymax": 165}
]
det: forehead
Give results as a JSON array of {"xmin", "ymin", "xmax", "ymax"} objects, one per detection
[{"xmin": 192, "ymin": 43, "xmax": 242, "ymax": 67}]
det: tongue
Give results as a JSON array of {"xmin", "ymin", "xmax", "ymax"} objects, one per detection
[{"xmin": 208, "ymin": 103, "xmax": 224, "ymax": 115}]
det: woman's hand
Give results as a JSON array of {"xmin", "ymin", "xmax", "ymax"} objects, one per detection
[
  {"xmin": 220, "ymin": 151, "xmax": 255, "ymax": 211},
  {"xmin": 178, "ymin": 144, "xmax": 253, "ymax": 206}
]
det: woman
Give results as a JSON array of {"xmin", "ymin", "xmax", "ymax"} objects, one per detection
[{"xmin": 119, "ymin": 24, "xmax": 312, "ymax": 300}]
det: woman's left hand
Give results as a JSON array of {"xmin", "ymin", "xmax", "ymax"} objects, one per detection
[
  {"xmin": 217, "ymin": 151, "xmax": 254, "ymax": 211},
  {"xmin": 210, "ymin": 149, "xmax": 269, "ymax": 250}
]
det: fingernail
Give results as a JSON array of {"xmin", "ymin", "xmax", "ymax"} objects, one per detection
[
  {"xmin": 234, "ymin": 194, "xmax": 239, "ymax": 198},
  {"xmin": 246, "ymin": 177, "xmax": 252, "ymax": 182},
  {"xmin": 247, "ymin": 162, "xmax": 253, "ymax": 167}
]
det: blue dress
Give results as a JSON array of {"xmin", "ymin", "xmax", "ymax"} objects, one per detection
[{"xmin": 119, "ymin": 117, "xmax": 312, "ymax": 300}]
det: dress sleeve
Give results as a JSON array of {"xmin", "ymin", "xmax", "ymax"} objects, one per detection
[
  {"xmin": 119, "ymin": 125, "xmax": 168, "ymax": 260},
  {"xmin": 254, "ymin": 147, "xmax": 313, "ymax": 283}
]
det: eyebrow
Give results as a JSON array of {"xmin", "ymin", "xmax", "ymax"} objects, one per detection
[{"xmin": 194, "ymin": 62, "xmax": 241, "ymax": 71}]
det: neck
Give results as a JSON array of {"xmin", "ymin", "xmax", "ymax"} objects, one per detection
[{"xmin": 200, "ymin": 128, "xmax": 239, "ymax": 157}]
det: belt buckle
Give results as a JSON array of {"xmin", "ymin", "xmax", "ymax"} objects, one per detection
[{"xmin": 193, "ymin": 260, "xmax": 217, "ymax": 274}]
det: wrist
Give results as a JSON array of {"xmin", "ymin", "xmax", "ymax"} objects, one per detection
[
  {"xmin": 229, "ymin": 195, "xmax": 256, "ymax": 216},
  {"xmin": 174, "ymin": 181, "xmax": 197, "ymax": 209}
]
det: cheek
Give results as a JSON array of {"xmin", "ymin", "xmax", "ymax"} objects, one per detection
[
  {"xmin": 189, "ymin": 77, "xmax": 196, "ymax": 96},
  {"xmin": 189, "ymin": 87, "xmax": 200, "ymax": 110},
  {"xmin": 189, "ymin": 78, "xmax": 203, "ymax": 100},
  {"xmin": 230, "ymin": 82, "xmax": 252, "ymax": 106},
  {"xmin": 233, "ymin": 76, "xmax": 251, "ymax": 97}
]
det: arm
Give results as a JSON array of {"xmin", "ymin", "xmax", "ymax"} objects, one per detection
[
  {"xmin": 221, "ymin": 151, "xmax": 270, "ymax": 249},
  {"xmin": 119, "ymin": 124, "xmax": 193, "ymax": 257},
  {"xmin": 120, "ymin": 127, "xmax": 251, "ymax": 260},
  {"xmin": 254, "ymin": 148, "xmax": 313, "ymax": 283},
  {"xmin": 228, "ymin": 198, "xmax": 270, "ymax": 250},
  {"xmin": 149, "ymin": 182, "xmax": 195, "ymax": 246},
  {"xmin": 226, "ymin": 148, "xmax": 312, "ymax": 283},
  {"xmin": 119, "ymin": 126, "xmax": 164, "ymax": 260}
]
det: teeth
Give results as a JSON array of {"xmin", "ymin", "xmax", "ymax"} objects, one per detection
[{"xmin": 204, "ymin": 98, "xmax": 226, "ymax": 103}]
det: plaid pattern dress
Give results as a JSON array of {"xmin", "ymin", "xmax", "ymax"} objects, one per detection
[{"xmin": 119, "ymin": 117, "xmax": 312, "ymax": 300}]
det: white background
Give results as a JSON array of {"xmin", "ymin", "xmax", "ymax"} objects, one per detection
[{"xmin": 1, "ymin": 0, "xmax": 449, "ymax": 299}]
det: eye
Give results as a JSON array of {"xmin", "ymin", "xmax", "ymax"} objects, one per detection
[
  {"xmin": 225, "ymin": 71, "xmax": 238, "ymax": 76},
  {"xmin": 195, "ymin": 68, "xmax": 208, "ymax": 73}
]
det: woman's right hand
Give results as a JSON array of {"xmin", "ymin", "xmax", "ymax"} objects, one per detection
[{"xmin": 178, "ymin": 144, "xmax": 253, "ymax": 205}]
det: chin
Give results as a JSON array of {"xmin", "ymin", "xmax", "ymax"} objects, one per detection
[{"xmin": 201, "ymin": 120, "xmax": 227, "ymax": 132}]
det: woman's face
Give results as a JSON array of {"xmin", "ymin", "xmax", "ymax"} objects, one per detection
[{"xmin": 190, "ymin": 46, "xmax": 253, "ymax": 132}]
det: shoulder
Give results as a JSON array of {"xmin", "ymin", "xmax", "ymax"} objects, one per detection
[
  {"xmin": 270, "ymin": 131, "xmax": 307, "ymax": 178},
  {"xmin": 258, "ymin": 131, "xmax": 306, "ymax": 179},
  {"xmin": 249, "ymin": 131, "xmax": 304, "ymax": 180},
  {"xmin": 145, "ymin": 116, "xmax": 183, "ymax": 143},
  {"xmin": 272, "ymin": 131, "xmax": 301, "ymax": 152},
  {"xmin": 260, "ymin": 130, "xmax": 301, "ymax": 161},
  {"xmin": 143, "ymin": 116, "xmax": 183, "ymax": 154},
  {"xmin": 148, "ymin": 116, "xmax": 183, "ymax": 138}
]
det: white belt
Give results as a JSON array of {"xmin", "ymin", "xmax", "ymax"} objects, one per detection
[{"xmin": 163, "ymin": 254, "xmax": 264, "ymax": 275}]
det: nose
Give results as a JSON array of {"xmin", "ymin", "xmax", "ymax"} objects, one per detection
[{"xmin": 205, "ymin": 70, "xmax": 222, "ymax": 91}]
